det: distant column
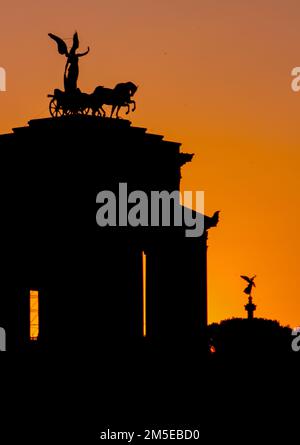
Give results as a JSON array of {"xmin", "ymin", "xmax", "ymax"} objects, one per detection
[{"xmin": 245, "ymin": 296, "xmax": 256, "ymax": 320}]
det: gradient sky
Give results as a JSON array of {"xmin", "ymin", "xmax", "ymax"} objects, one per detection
[{"xmin": 0, "ymin": 0, "xmax": 299, "ymax": 327}]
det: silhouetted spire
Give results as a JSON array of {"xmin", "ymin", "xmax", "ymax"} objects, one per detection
[{"xmin": 245, "ymin": 296, "xmax": 256, "ymax": 320}]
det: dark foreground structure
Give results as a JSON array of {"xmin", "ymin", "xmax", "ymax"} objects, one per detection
[
  {"xmin": 1, "ymin": 117, "xmax": 298, "ymax": 445},
  {"xmin": 0, "ymin": 116, "xmax": 218, "ymax": 351}
]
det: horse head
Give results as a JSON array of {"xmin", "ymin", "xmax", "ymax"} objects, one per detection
[{"xmin": 126, "ymin": 82, "xmax": 138, "ymax": 97}]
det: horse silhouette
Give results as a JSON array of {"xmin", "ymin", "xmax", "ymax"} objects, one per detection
[{"xmin": 90, "ymin": 82, "xmax": 138, "ymax": 118}]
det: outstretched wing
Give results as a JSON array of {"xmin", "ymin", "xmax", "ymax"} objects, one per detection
[
  {"xmin": 48, "ymin": 33, "xmax": 68, "ymax": 56},
  {"xmin": 71, "ymin": 32, "xmax": 79, "ymax": 52},
  {"xmin": 241, "ymin": 275, "xmax": 251, "ymax": 284}
]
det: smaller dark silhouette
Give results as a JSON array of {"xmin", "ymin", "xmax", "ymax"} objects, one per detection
[
  {"xmin": 208, "ymin": 318, "xmax": 294, "ymax": 358},
  {"xmin": 241, "ymin": 275, "xmax": 257, "ymax": 319},
  {"xmin": 209, "ymin": 210, "xmax": 220, "ymax": 228},
  {"xmin": 241, "ymin": 274, "xmax": 256, "ymax": 295},
  {"xmin": 48, "ymin": 32, "xmax": 90, "ymax": 93}
]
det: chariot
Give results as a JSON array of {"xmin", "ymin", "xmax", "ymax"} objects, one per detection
[{"xmin": 48, "ymin": 88, "xmax": 90, "ymax": 117}]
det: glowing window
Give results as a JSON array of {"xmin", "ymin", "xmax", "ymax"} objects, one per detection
[{"xmin": 30, "ymin": 290, "xmax": 39, "ymax": 341}]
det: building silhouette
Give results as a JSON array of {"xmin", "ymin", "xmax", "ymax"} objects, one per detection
[{"xmin": 0, "ymin": 115, "xmax": 218, "ymax": 351}]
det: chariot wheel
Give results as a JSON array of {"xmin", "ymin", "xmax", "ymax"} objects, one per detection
[{"xmin": 49, "ymin": 98, "xmax": 64, "ymax": 117}]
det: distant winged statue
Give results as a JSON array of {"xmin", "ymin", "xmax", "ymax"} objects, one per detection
[
  {"xmin": 48, "ymin": 32, "xmax": 90, "ymax": 93},
  {"xmin": 240, "ymin": 275, "xmax": 256, "ymax": 296}
]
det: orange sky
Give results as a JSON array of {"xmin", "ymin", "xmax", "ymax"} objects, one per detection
[{"xmin": 0, "ymin": 0, "xmax": 299, "ymax": 327}]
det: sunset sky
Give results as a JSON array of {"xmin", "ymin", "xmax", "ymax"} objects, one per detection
[{"xmin": 0, "ymin": 0, "xmax": 299, "ymax": 327}]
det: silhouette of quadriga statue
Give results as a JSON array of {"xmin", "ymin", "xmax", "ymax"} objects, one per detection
[{"xmin": 48, "ymin": 31, "xmax": 138, "ymax": 118}]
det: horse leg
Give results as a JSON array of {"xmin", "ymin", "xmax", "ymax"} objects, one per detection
[
  {"xmin": 125, "ymin": 103, "xmax": 130, "ymax": 115},
  {"xmin": 110, "ymin": 105, "xmax": 117, "ymax": 118},
  {"xmin": 131, "ymin": 100, "xmax": 136, "ymax": 112},
  {"xmin": 100, "ymin": 106, "xmax": 106, "ymax": 117},
  {"xmin": 116, "ymin": 105, "xmax": 122, "ymax": 118}
]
